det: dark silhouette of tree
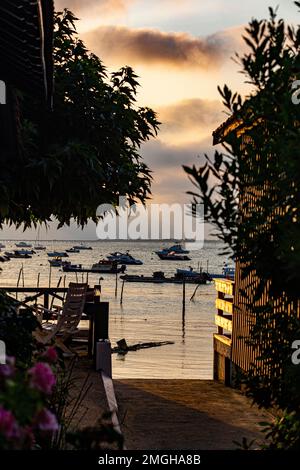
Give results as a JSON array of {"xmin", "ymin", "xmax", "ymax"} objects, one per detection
[
  {"xmin": 184, "ymin": 3, "xmax": 300, "ymax": 449},
  {"xmin": 1, "ymin": 9, "xmax": 159, "ymax": 228}
]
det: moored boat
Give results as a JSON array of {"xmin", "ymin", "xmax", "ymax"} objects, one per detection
[
  {"xmin": 156, "ymin": 251, "xmax": 191, "ymax": 261},
  {"xmin": 73, "ymin": 243, "xmax": 92, "ymax": 250},
  {"xmin": 49, "ymin": 257, "xmax": 63, "ymax": 267},
  {"xmin": 5, "ymin": 251, "xmax": 32, "ymax": 259},
  {"xmin": 107, "ymin": 251, "xmax": 143, "ymax": 265},
  {"xmin": 16, "ymin": 249, "xmax": 35, "ymax": 255},
  {"xmin": 34, "ymin": 245, "xmax": 46, "ymax": 251},
  {"xmin": 121, "ymin": 270, "xmax": 210, "ymax": 284},
  {"xmin": 176, "ymin": 267, "xmax": 206, "ymax": 278},
  {"xmin": 62, "ymin": 259, "xmax": 126, "ymax": 274},
  {"xmin": 15, "ymin": 241, "xmax": 32, "ymax": 248},
  {"xmin": 66, "ymin": 248, "xmax": 80, "ymax": 253},
  {"xmin": 210, "ymin": 263, "xmax": 235, "ymax": 280},
  {"xmin": 156, "ymin": 244, "xmax": 189, "ymax": 256},
  {"xmin": 47, "ymin": 251, "xmax": 69, "ymax": 258}
]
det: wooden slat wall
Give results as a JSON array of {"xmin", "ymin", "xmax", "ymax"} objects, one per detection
[{"xmin": 231, "ymin": 132, "xmax": 300, "ymax": 373}]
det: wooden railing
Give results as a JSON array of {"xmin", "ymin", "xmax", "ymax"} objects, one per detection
[{"xmin": 213, "ymin": 278, "xmax": 235, "ymax": 384}]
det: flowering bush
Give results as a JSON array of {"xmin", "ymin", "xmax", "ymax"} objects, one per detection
[{"xmin": 0, "ymin": 349, "xmax": 59, "ymax": 449}]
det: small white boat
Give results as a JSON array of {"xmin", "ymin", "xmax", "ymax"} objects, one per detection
[
  {"xmin": 73, "ymin": 243, "xmax": 92, "ymax": 250},
  {"xmin": 107, "ymin": 252, "xmax": 143, "ymax": 265},
  {"xmin": 47, "ymin": 251, "xmax": 69, "ymax": 258},
  {"xmin": 156, "ymin": 244, "xmax": 190, "ymax": 256},
  {"xmin": 16, "ymin": 241, "xmax": 32, "ymax": 248}
]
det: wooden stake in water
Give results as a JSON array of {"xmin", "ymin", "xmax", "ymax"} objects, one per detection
[
  {"xmin": 120, "ymin": 280, "xmax": 125, "ymax": 305},
  {"xmin": 37, "ymin": 273, "xmax": 40, "ymax": 288},
  {"xmin": 190, "ymin": 283, "xmax": 201, "ymax": 301},
  {"xmin": 75, "ymin": 272, "xmax": 78, "ymax": 283},
  {"xmin": 182, "ymin": 277, "xmax": 186, "ymax": 316},
  {"xmin": 16, "ymin": 267, "xmax": 22, "ymax": 300},
  {"xmin": 49, "ymin": 264, "xmax": 52, "ymax": 288},
  {"xmin": 115, "ymin": 271, "xmax": 118, "ymax": 298},
  {"xmin": 21, "ymin": 263, "xmax": 25, "ymax": 287},
  {"xmin": 63, "ymin": 275, "xmax": 67, "ymax": 301}
]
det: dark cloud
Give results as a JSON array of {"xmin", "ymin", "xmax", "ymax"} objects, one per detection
[
  {"xmin": 158, "ymin": 99, "xmax": 223, "ymax": 134},
  {"xmin": 142, "ymin": 137, "xmax": 212, "ymax": 170},
  {"xmin": 83, "ymin": 26, "xmax": 236, "ymax": 68}
]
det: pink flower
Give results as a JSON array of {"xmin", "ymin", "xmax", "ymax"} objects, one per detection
[
  {"xmin": 28, "ymin": 362, "xmax": 56, "ymax": 395},
  {"xmin": 0, "ymin": 357, "xmax": 15, "ymax": 379},
  {"xmin": 42, "ymin": 347, "xmax": 58, "ymax": 364},
  {"xmin": 35, "ymin": 408, "xmax": 59, "ymax": 433},
  {"xmin": 0, "ymin": 407, "xmax": 20, "ymax": 440}
]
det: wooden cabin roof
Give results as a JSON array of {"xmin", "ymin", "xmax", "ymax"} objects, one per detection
[{"xmin": 0, "ymin": 0, "xmax": 54, "ymax": 106}]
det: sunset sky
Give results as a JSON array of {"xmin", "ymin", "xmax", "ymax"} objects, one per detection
[{"xmin": 1, "ymin": 0, "xmax": 296, "ymax": 240}]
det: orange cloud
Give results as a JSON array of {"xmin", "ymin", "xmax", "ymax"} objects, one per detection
[
  {"xmin": 55, "ymin": 0, "xmax": 133, "ymax": 15},
  {"xmin": 83, "ymin": 26, "xmax": 237, "ymax": 69}
]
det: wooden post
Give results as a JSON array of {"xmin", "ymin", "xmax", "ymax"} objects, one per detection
[
  {"xmin": 37, "ymin": 273, "xmax": 40, "ymax": 288},
  {"xmin": 120, "ymin": 280, "xmax": 125, "ymax": 305},
  {"xmin": 217, "ymin": 289, "xmax": 225, "ymax": 335},
  {"xmin": 182, "ymin": 277, "xmax": 186, "ymax": 340},
  {"xmin": 182, "ymin": 277, "xmax": 186, "ymax": 315},
  {"xmin": 44, "ymin": 292, "xmax": 49, "ymax": 310},
  {"xmin": 21, "ymin": 263, "xmax": 25, "ymax": 287},
  {"xmin": 96, "ymin": 340, "xmax": 112, "ymax": 376},
  {"xmin": 49, "ymin": 265, "xmax": 52, "ymax": 288},
  {"xmin": 75, "ymin": 272, "xmax": 78, "ymax": 283},
  {"xmin": 91, "ymin": 302, "xmax": 109, "ymax": 365},
  {"xmin": 115, "ymin": 271, "xmax": 118, "ymax": 298},
  {"xmin": 16, "ymin": 267, "xmax": 22, "ymax": 300},
  {"xmin": 63, "ymin": 275, "xmax": 67, "ymax": 301}
]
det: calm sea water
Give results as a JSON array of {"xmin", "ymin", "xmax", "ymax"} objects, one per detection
[{"xmin": 0, "ymin": 240, "xmax": 228, "ymax": 379}]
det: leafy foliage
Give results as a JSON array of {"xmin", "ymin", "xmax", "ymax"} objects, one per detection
[
  {"xmin": 184, "ymin": 2, "xmax": 300, "ymax": 448},
  {"xmin": 0, "ymin": 9, "xmax": 159, "ymax": 228},
  {"xmin": 0, "ymin": 291, "xmax": 39, "ymax": 366}
]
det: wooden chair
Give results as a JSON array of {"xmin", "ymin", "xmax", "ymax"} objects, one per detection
[{"xmin": 33, "ymin": 283, "xmax": 87, "ymax": 354}]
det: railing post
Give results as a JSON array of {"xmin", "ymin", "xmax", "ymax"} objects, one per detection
[
  {"xmin": 96, "ymin": 340, "xmax": 112, "ymax": 377},
  {"xmin": 92, "ymin": 302, "xmax": 109, "ymax": 366}
]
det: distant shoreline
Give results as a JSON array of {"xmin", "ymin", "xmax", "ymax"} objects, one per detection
[{"xmin": 0, "ymin": 239, "xmax": 220, "ymax": 243}]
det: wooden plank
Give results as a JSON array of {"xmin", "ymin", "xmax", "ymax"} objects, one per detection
[
  {"xmin": 214, "ymin": 334, "xmax": 232, "ymax": 359},
  {"xmin": 215, "ymin": 314, "xmax": 232, "ymax": 332},
  {"xmin": 215, "ymin": 298, "xmax": 233, "ymax": 314},
  {"xmin": 1, "ymin": 287, "xmax": 68, "ymax": 293},
  {"xmin": 214, "ymin": 279, "xmax": 235, "ymax": 296},
  {"xmin": 101, "ymin": 371, "xmax": 124, "ymax": 447}
]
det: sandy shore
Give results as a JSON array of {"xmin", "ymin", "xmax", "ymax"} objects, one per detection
[
  {"xmin": 69, "ymin": 360, "xmax": 270, "ymax": 450},
  {"xmin": 114, "ymin": 379, "xmax": 270, "ymax": 450}
]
